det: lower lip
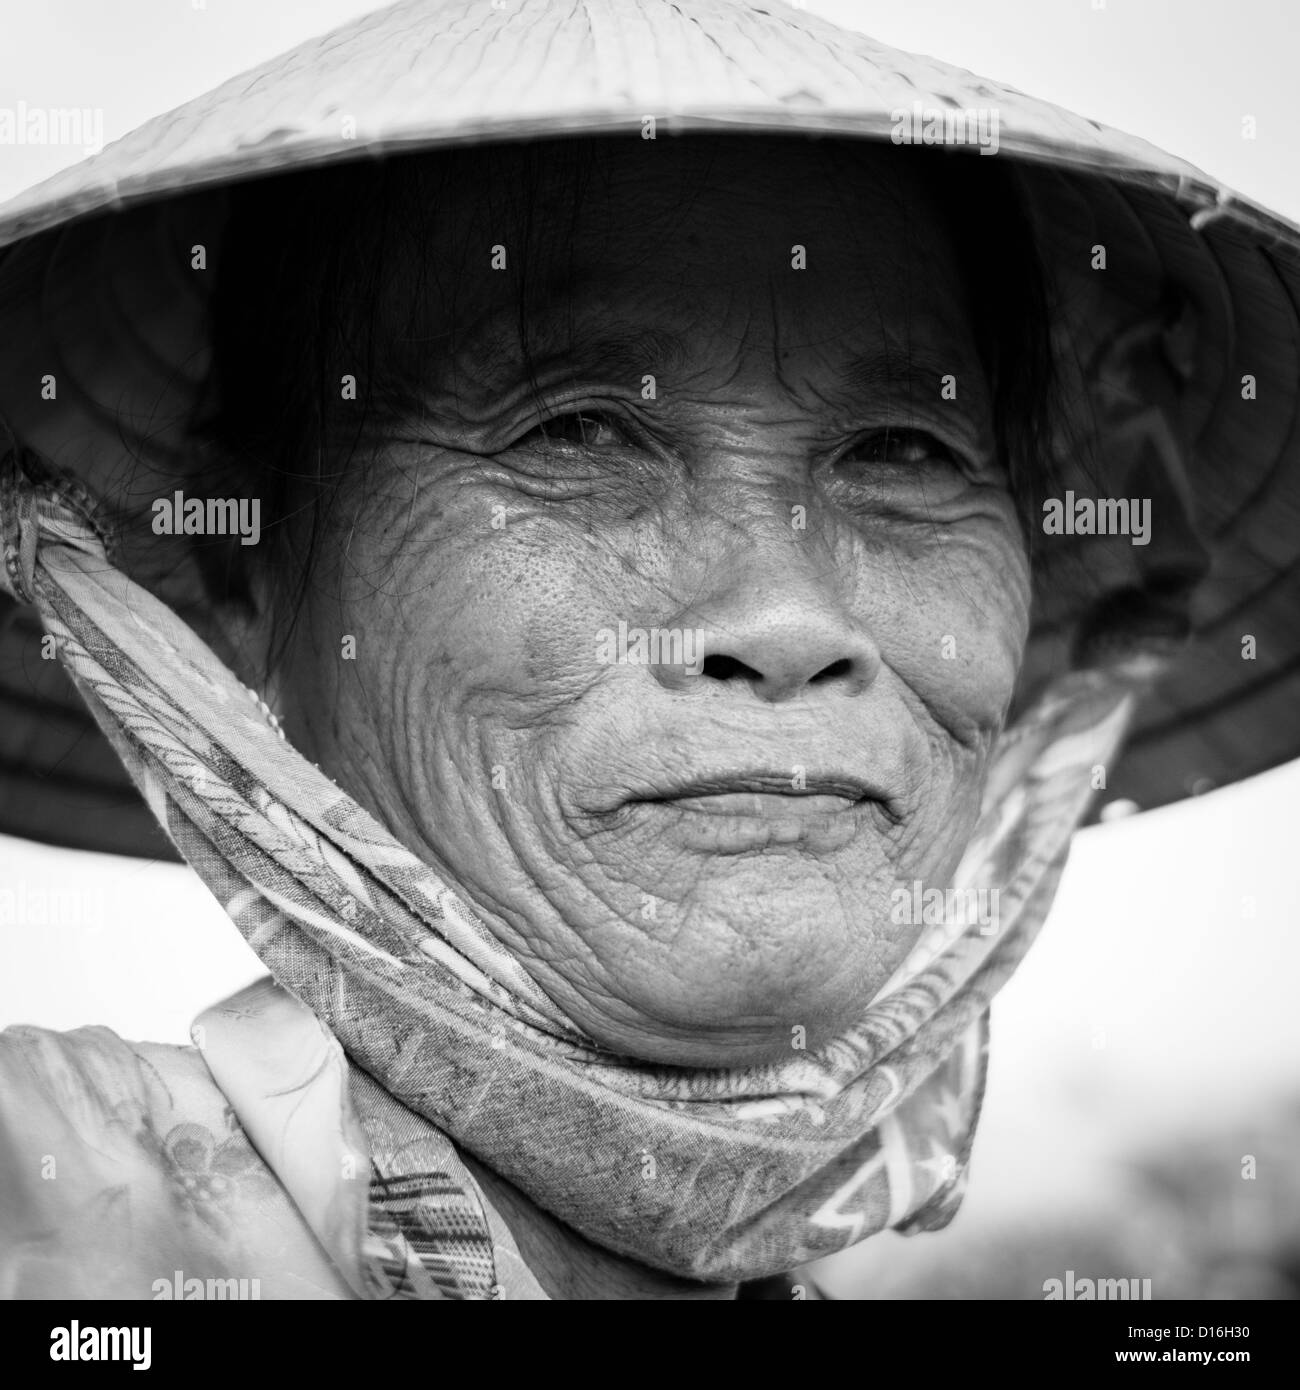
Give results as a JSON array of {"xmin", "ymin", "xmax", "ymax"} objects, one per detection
[{"xmin": 626, "ymin": 791, "xmax": 872, "ymax": 852}]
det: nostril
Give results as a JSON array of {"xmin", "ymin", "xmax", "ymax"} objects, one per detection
[
  {"xmin": 811, "ymin": 658, "xmax": 853, "ymax": 684},
  {"xmin": 700, "ymin": 654, "xmax": 762, "ymax": 683}
]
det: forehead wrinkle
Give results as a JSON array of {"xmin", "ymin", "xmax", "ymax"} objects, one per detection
[{"xmin": 459, "ymin": 304, "xmax": 693, "ymax": 387}]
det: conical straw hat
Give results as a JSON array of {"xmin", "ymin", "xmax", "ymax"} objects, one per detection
[{"xmin": 1, "ymin": 0, "xmax": 1297, "ymax": 858}]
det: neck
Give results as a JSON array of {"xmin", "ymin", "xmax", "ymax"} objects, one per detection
[{"xmin": 462, "ymin": 1153, "xmax": 738, "ymax": 1301}]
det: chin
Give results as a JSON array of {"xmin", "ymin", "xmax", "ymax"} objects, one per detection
[{"xmin": 592, "ymin": 898, "xmax": 916, "ymax": 1068}]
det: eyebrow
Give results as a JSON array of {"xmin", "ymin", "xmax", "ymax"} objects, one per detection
[
  {"xmin": 454, "ymin": 307, "xmax": 989, "ymax": 425},
  {"xmin": 834, "ymin": 345, "xmax": 990, "ymax": 412},
  {"xmin": 460, "ymin": 312, "xmax": 691, "ymax": 387}
]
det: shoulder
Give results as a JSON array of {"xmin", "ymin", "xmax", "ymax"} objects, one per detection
[
  {"xmin": 0, "ymin": 1020, "xmax": 353, "ymax": 1300},
  {"xmin": 0, "ymin": 1018, "xmax": 214, "ymax": 1123},
  {"xmin": 0, "ymin": 1020, "xmax": 213, "ymax": 1206}
]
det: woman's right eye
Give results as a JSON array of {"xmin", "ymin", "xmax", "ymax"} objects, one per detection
[{"xmin": 515, "ymin": 411, "xmax": 629, "ymax": 449}]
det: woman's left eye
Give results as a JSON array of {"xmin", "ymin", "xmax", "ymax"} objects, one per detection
[
  {"xmin": 840, "ymin": 427, "xmax": 962, "ymax": 469},
  {"xmin": 515, "ymin": 411, "xmax": 629, "ymax": 449}
]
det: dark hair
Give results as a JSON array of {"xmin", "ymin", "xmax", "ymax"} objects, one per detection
[{"xmin": 197, "ymin": 133, "xmax": 1059, "ymax": 677}]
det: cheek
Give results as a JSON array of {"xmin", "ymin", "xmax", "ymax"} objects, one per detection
[
  {"xmin": 867, "ymin": 501, "xmax": 1031, "ymax": 737},
  {"xmin": 323, "ymin": 455, "xmax": 638, "ymax": 723}
]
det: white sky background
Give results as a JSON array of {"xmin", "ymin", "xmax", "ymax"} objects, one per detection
[{"xmin": 1, "ymin": 0, "xmax": 1299, "ymax": 1289}]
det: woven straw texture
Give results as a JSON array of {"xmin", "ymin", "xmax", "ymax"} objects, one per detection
[{"xmin": 1, "ymin": 0, "xmax": 1298, "ymax": 856}]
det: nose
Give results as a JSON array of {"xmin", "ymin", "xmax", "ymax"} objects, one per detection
[{"xmin": 653, "ymin": 537, "xmax": 882, "ymax": 703}]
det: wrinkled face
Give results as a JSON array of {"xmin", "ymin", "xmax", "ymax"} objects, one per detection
[{"xmin": 259, "ymin": 137, "xmax": 1032, "ymax": 1066}]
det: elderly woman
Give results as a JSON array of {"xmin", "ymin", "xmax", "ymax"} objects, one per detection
[{"xmin": 0, "ymin": 0, "xmax": 1297, "ymax": 1301}]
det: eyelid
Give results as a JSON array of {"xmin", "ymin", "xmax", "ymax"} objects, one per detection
[
  {"xmin": 839, "ymin": 424, "xmax": 977, "ymax": 467},
  {"xmin": 849, "ymin": 425, "xmax": 951, "ymax": 448},
  {"xmin": 511, "ymin": 402, "xmax": 635, "ymax": 449}
]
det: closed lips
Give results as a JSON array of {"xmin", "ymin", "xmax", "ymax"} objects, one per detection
[{"xmin": 632, "ymin": 773, "xmax": 888, "ymax": 813}]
